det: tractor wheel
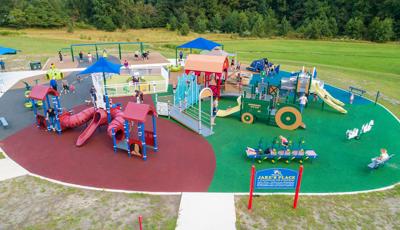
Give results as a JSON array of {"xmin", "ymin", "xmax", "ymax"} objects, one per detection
[
  {"xmin": 275, "ymin": 106, "xmax": 303, "ymax": 130},
  {"xmin": 241, "ymin": 112, "xmax": 254, "ymax": 124}
]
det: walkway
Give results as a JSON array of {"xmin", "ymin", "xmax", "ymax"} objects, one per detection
[
  {"xmin": 176, "ymin": 193, "xmax": 236, "ymax": 230},
  {"xmin": 0, "ymin": 148, "xmax": 28, "ymax": 181}
]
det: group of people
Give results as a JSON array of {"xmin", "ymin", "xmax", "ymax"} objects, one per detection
[{"xmin": 49, "ymin": 77, "xmax": 75, "ymax": 95}]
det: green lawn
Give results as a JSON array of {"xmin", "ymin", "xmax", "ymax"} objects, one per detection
[
  {"xmin": 1, "ymin": 30, "xmax": 399, "ymax": 117},
  {"xmin": 236, "ymin": 184, "xmax": 400, "ymax": 229}
]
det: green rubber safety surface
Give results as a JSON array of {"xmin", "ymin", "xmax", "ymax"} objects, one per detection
[{"xmin": 206, "ymin": 97, "xmax": 400, "ymax": 193}]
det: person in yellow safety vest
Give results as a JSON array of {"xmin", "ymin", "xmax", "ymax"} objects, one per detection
[{"xmin": 102, "ymin": 49, "xmax": 108, "ymax": 58}]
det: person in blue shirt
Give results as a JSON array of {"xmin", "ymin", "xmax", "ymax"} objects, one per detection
[{"xmin": 50, "ymin": 77, "xmax": 57, "ymax": 91}]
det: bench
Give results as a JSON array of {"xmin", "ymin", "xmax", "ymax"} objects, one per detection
[
  {"xmin": 349, "ymin": 86, "xmax": 366, "ymax": 96},
  {"xmin": 0, "ymin": 117, "xmax": 9, "ymax": 128}
]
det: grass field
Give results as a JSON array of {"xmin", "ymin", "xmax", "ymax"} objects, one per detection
[
  {"xmin": 0, "ymin": 176, "xmax": 179, "ymax": 229},
  {"xmin": 235, "ymin": 184, "xmax": 400, "ymax": 229},
  {"xmin": 1, "ymin": 28, "xmax": 399, "ymax": 117}
]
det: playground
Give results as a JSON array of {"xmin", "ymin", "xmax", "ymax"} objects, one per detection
[{"xmin": 0, "ymin": 38, "xmax": 399, "ymax": 196}]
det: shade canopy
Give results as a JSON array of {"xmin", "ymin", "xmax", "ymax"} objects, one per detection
[
  {"xmin": 201, "ymin": 48, "xmax": 235, "ymax": 57},
  {"xmin": 0, "ymin": 46, "xmax": 17, "ymax": 55},
  {"xmin": 122, "ymin": 102, "xmax": 157, "ymax": 122},
  {"xmin": 29, "ymin": 85, "xmax": 59, "ymax": 100},
  {"xmin": 177, "ymin": 37, "xmax": 221, "ymax": 51},
  {"xmin": 79, "ymin": 57, "xmax": 122, "ymax": 75},
  {"xmin": 184, "ymin": 54, "xmax": 229, "ymax": 75}
]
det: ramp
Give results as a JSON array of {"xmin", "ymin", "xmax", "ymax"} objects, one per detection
[{"xmin": 169, "ymin": 105, "xmax": 213, "ymax": 137}]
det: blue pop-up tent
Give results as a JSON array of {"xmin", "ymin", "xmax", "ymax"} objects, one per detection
[
  {"xmin": 0, "ymin": 46, "xmax": 17, "ymax": 55},
  {"xmin": 175, "ymin": 37, "xmax": 223, "ymax": 64}
]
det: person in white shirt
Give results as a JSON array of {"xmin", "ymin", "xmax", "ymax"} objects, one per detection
[{"xmin": 298, "ymin": 94, "xmax": 308, "ymax": 113}]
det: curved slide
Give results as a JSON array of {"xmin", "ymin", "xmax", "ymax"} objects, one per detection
[
  {"xmin": 59, "ymin": 107, "xmax": 96, "ymax": 129},
  {"xmin": 217, "ymin": 96, "xmax": 241, "ymax": 117},
  {"xmin": 312, "ymin": 82, "xmax": 347, "ymax": 114},
  {"xmin": 76, "ymin": 109, "xmax": 108, "ymax": 146}
]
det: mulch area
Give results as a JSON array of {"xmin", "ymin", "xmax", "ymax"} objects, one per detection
[{"xmin": 2, "ymin": 96, "xmax": 216, "ymax": 192}]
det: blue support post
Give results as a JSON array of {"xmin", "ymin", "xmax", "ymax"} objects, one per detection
[
  {"xmin": 105, "ymin": 94, "xmax": 111, "ymax": 123},
  {"xmin": 31, "ymin": 99, "xmax": 39, "ymax": 127},
  {"xmin": 56, "ymin": 97, "xmax": 62, "ymax": 113},
  {"xmin": 111, "ymin": 128, "xmax": 117, "ymax": 153},
  {"xmin": 138, "ymin": 122, "xmax": 147, "ymax": 160},
  {"xmin": 52, "ymin": 97, "xmax": 62, "ymax": 134},
  {"xmin": 124, "ymin": 120, "xmax": 131, "ymax": 157},
  {"xmin": 152, "ymin": 115, "xmax": 158, "ymax": 152},
  {"xmin": 45, "ymin": 94, "xmax": 51, "ymax": 109}
]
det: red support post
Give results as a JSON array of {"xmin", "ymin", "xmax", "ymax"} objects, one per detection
[
  {"xmin": 248, "ymin": 165, "xmax": 256, "ymax": 211},
  {"xmin": 293, "ymin": 165, "xmax": 304, "ymax": 209},
  {"xmin": 138, "ymin": 215, "xmax": 143, "ymax": 230}
]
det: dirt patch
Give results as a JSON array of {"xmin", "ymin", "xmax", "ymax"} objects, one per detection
[
  {"xmin": 235, "ymin": 186, "xmax": 400, "ymax": 229},
  {"xmin": 0, "ymin": 176, "xmax": 180, "ymax": 229}
]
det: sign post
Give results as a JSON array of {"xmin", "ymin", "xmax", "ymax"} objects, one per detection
[
  {"xmin": 248, "ymin": 165, "xmax": 255, "ymax": 210},
  {"xmin": 138, "ymin": 215, "xmax": 143, "ymax": 230},
  {"xmin": 293, "ymin": 165, "xmax": 304, "ymax": 209}
]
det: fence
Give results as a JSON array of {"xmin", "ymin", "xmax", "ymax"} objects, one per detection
[{"xmin": 105, "ymin": 80, "xmax": 167, "ymax": 97}]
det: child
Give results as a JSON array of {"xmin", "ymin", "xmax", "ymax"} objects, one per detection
[
  {"xmin": 46, "ymin": 107, "xmax": 56, "ymax": 131},
  {"xmin": 79, "ymin": 51, "xmax": 84, "ymax": 63},
  {"xmin": 124, "ymin": 60, "xmax": 129, "ymax": 69},
  {"xmin": 88, "ymin": 52, "xmax": 93, "ymax": 63},
  {"xmin": 69, "ymin": 84, "xmax": 76, "ymax": 94},
  {"xmin": 50, "ymin": 77, "xmax": 57, "ymax": 91},
  {"xmin": 279, "ymin": 135, "xmax": 289, "ymax": 147},
  {"xmin": 58, "ymin": 51, "xmax": 63, "ymax": 63},
  {"xmin": 61, "ymin": 80, "xmax": 69, "ymax": 94},
  {"xmin": 298, "ymin": 94, "xmax": 308, "ymax": 113},
  {"xmin": 349, "ymin": 92, "xmax": 354, "ymax": 104}
]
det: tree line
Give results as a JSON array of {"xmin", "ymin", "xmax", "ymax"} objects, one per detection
[{"xmin": 0, "ymin": 0, "xmax": 399, "ymax": 42}]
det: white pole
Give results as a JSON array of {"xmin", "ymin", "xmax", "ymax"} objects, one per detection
[{"xmin": 198, "ymin": 93, "xmax": 202, "ymax": 135}]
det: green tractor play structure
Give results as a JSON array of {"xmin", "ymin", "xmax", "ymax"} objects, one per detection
[{"xmin": 239, "ymin": 91, "xmax": 305, "ymax": 130}]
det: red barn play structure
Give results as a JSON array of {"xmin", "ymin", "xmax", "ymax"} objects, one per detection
[
  {"xmin": 108, "ymin": 102, "xmax": 158, "ymax": 160},
  {"xmin": 184, "ymin": 54, "xmax": 229, "ymax": 98}
]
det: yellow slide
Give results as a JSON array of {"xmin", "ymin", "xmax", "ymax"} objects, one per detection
[
  {"xmin": 217, "ymin": 96, "xmax": 241, "ymax": 117},
  {"xmin": 312, "ymin": 82, "xmax": 347, "ymax": 114}
]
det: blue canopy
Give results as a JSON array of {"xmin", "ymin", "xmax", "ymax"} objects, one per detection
[
  {"xmin": 0, "ymin": 46, "xmax": 17, "ymax": 55},
  {"xmin": 177, "ymin": 37, "xmax": 221, "ymax": 51},
  {"xmin": 80, "ymin": 57, "xmax": 122, "ymax": 75}
]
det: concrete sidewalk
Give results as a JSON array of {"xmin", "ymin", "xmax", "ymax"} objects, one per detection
[
  {"xmin": 0, "ymin": 149, "xmax": 28, "ymax": 181},
  {"xmin": 176, "ymin": 193, "xmax": 236, "ymax": 230}
]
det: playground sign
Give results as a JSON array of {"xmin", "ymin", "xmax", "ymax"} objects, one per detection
[
  {"xmin": 254, "ymin": 168, "xmax": 298, "ymax": 190},
  {"xmin": 248, "ymin": 165, "xmax": 304, "ymax": 210}
]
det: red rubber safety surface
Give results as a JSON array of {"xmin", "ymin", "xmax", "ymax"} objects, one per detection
[{"xmin": 2, "ymin": 96, "xmax": 216, "ymax": 192}]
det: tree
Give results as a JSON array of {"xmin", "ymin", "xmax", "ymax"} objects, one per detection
[
  {"xmin": 251, "ymin": 15, "xmax": 265, "ymax": 37},
  {"xmin": 345, "ymin": 17, "xmax": 365, "ymax": 39},
  {"xmin": 222, "ymin": 11, "xmax": 240, "ymax": 33},
  {"xmin": 194, "ymin": 13, "xmax": 208, "ymax": 33},
  {"xmin": 7, "ymin": 9, "xmax": 26, "ymax": 28},
  {"xmin": 368, "ymin": 17, "xmax": 394, "ymax": 42},
  {"xmin": 264, "ymin": 8, "xmax": 278, "ymax": 37},
  {"xmin": 209, "ymin": 12, "xmax": 222, "ymax": 32},
  {"xmin": 238, "ymin": 12, "xmax": 250, "ymax": 36},
  {"xmin": 179, "ymin": 22, "xmax": 190, "ymax": 36},
  {"xmin": 168, "ymin": 16, "xmax": 178, "ymax": 31},
  {"xmin": 279, "ymin": 16, "xmax": 291, "ymax": 36}
]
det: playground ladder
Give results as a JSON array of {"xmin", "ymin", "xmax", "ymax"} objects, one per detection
[{"xmin": 169, "ymin": 105, "xmax": 213, "ymax": 137}]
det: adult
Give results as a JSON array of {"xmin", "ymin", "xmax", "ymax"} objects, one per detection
[
  {"xmin": 179, "ymin": 50, "xmax": 183, "ymax": 61},
  {"xmin": 87, "ymin": 52, "xmax": 93, "ymax": 63},
  {"xmin": 46, "ymin": 107, "xmax": 56, "ymax": 132},
  {"xmin": 50, "ymin": 77, "xmax": 58, "ymax": 91},
  {"xmin": 298, "ymin": 94, "xmax": 308, "ymax": 113},
  {"xmin": 58, "ymin": 51, "xmax": 63, "ymax": 63},
  {"xmin": 134, "ymin": 50, "xmax": 140, "ymax": 60},
  {"xmin": 79, "ymin": 51, "xmax": 84, "ymax": 63}
]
